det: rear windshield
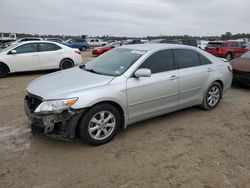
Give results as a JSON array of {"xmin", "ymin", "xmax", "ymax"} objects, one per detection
[{"xmin": 207, "ymin": 42, "xmax": 227, "ymax": 47}]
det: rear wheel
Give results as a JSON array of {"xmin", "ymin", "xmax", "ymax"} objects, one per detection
[
  {"xmin": 60, "ymin": 59, "xmax": 74, "ymax": 70},
  {"xmin": 0, "ymin": 65, "xmax": 8, "ymax": 78},
  {"xmin": 80, "ymin": 46, "xmax": 86, "ymax": 51},
  {"xmin": 201, "ymin": 82, "xmax": 222, "ymax": 110},
  {"xmin": 79, "ymin": 103, "xmax": 121, "ymax": 146}
]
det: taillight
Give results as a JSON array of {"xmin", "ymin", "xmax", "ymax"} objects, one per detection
[
  {"xmin": 227, "ymin": 64, "xmax": 233, "ymax": 72},
  {"xmin": 75, "ymin": 50, "xmax": 81, "ymax": 55},
  {"xmin": 216, "ymin": 47, "xmax": 222, "ymax": 52}
]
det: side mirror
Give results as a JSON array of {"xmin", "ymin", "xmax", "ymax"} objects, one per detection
[
  {"xmin": 134, "ymin": 68, "xmax": 151, "ymax": 78},
  {"xmin": 10, "ymin": 50, "xmax": 17, "ymax": 54}
]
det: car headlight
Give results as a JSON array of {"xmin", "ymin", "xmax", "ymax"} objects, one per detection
[{"xmin": 34, "ymin": 98, "xmax": 78, "ymax": 113}]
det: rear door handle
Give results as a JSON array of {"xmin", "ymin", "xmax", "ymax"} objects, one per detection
[
  {"xmin": 32, "ymin": 54, "xmax": 39, "ymax": 57},
  {"xmin": 207, "ymin": 68, "xmax": 214, "ymax": 72},
  {"xmin": 169, "ymin": 75, "xmax": 179, "ymax": 80}
]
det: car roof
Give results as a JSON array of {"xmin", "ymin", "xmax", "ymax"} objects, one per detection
[{"xmin": 120, "ymin": 43, "xmax": 197, "ymax": 51}]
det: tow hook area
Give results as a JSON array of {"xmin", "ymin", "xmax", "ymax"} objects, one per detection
[{"xmin": 42, "ymin": 111, "xmax": 75, "ymax": 134}]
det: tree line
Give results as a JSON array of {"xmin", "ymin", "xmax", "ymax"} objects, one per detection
[{"xmin": 1, "ymin": 32, "xmax": 250, "ymax": 41}]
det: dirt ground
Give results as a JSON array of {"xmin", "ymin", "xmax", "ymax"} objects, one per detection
[{"xmin": 0, "ymin": 51, "xmax": 250, "ymax": 188}]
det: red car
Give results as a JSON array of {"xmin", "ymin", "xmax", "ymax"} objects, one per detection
[
  {"xmin": 230, "ymin": 51, "xmax": 250, "ymax": 86},
  {"xmin": 92, "ymin": 42, "xmax": 122, "ymax": 56},
  {"xmin": 205, "ymin": 41, "xmax": 248, "ymax": 61}
]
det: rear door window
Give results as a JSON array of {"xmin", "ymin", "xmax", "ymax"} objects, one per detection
[
  {"xmin": 39, "ymin": 43, "xmax": 61, "ymax": 52},
  {"xmin": 174, "ymin": 49, "xmax": 200, "ymax": 69}
]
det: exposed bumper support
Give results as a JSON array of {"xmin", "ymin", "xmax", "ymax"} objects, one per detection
[{"xmin": 24, "ymin": 99, "xmax": 86, "ymax": 139}]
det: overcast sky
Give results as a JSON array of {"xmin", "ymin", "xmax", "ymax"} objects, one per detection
[{"xmin": 0, "ymin": 0, "xmax": 249, "ymax": 37}]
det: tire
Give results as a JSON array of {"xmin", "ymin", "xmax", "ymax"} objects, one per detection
[
  {"xmin": 60, "ymin": 59, "xmax": 74, "ymax": 70},
  {"xmin": 226, "ymin": 53, "xmax": 232, "ymax": 61},
  {"xmin": 0, "ymin": 65, "xmax": 8, "ymax": 78},
  {"xmin": 80, "ymin": 46, "xmax": 86, "ymax": 51},
  {"xmin": 79, "ymin": 103, "xmax": 121, "ymax": 146},
  {"xmin": 201, "ymin": 82, "xmax": 222, "ymax": 110}
]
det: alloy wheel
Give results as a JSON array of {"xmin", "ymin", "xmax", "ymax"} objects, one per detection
[
  {"xmin": 207, "ymin": 86, "xmax": 220, "ymax": 107},
  {"xmin": 88, "ymin": 111, "xmax": 116, "ymax": 140}
]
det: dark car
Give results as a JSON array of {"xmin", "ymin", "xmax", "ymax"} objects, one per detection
[
  {"xmin": 205, "ymin": 41, "xmax": 248, "ymax": 61},
  {"xmin": 64, "ymin": 38, "xmax": 89, "ymax": 51},
  {"xmin": 146, "ymin": 39, "xmax": 182, "ymax": 44},
  {"xmin": 179, "ymin": 39, "xmax": 198, "ymax": 47},
  {"xmin": 46, "ymin": 38, "xmax": 64, "ymax": 43},
  {"xmin": 125, "ymin": 39, "xmax": 143, "ymax": 45},
  {"xmin": 230, "ymin": 51, "xmax": 250, "ymax": 86}
]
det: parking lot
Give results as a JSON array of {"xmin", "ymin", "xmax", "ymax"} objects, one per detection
[{"xmin": 0, "ymin": 50, "xmax": 250, "ymax": 188}]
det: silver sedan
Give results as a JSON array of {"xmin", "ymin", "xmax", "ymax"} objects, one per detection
[{"xmin": 25, "ymin": 44, "xmax": 232, "ymax": 145}]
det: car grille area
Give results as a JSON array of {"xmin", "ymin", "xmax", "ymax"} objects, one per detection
[{"xmin": 25, "ymin": 94, "xmax": 43, "ymax": 113}]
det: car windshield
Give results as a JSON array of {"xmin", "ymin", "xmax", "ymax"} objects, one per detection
[
  {"xmin": 82, "ymin": 48, "xmax": 146, "ymax": 76},
  {"xmin": 241, "ymin": 51, "xmax": 250, "ymax": 59},
  {"xmin": 0, "ymin": 43, "xmax": 19, "ymax": 53}
]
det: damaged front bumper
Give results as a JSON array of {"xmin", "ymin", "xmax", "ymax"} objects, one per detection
[{"xmin": 24, "ymin": 99, "xmax": 86, "ymax": 139}]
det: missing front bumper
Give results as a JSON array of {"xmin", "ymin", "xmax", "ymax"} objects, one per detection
[{"xmin": 24, "ymin": 99, "xmax": 86, "ymax": 139}]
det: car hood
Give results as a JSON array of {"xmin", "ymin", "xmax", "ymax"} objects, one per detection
[
  {"xmin": 230, "ymin": 58, "xmax": 250, "ymax": 72},
  {"xmin": 26, "ymin": 67, "xmax": 115, "ymax": 99}
]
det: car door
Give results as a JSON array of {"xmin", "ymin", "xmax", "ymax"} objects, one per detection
[
  {"xmin": 126, "ymin": 49, "xmax": 179, "ymax": 124},
  {"xmin": 174, "ymin": 49, "xmax": 212, "ymax": 109},
  {"xmin": 38, "ymin": 43, "xmax": 63, "ymax": 70},
  {"xmin": 7, "ymin": 43, "xmax": 40, "ymax": 72}
]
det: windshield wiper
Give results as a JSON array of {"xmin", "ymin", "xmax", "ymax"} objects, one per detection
[{"xmin": 80, "ymin": 64, "xmax": 101, "ymax": 74}]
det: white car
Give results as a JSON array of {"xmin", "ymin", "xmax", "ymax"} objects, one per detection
[
  {"xmin": 197, "ymin": 40, "xmax": 209, "ymax": 50},
  {"xmin": 88, "ymin": 38, "xmax": 108, "ymax": 47},
  {"xmin": 0, "ymin": 41, "xmax": 82, "ymax": 77}
]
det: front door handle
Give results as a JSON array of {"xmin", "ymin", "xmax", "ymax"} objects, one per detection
[
  {"xmin": 169, "ymin": 75, "xmax": 179, "ymax": 80},
  {"xmin": 207, "ymin": 68, "xmax": 214, "ymax": 72}
]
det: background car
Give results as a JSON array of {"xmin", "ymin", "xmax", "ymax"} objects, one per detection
[
  {"xmin": 230, "ymin": 51, "xmax": 250, "ymax": 86},
  {"xmin": 0, "ymin": 41, "xmax": 82, "ymax": 77},
  {"xmin": 179, "ymin": 39, "xmax": 198, "ymax": 47},
  {"xmin": 146, "ymin": 39, "xmax": 182, "ymax": 44},
  {"xmin": 64, "ymin": 38, "xmax": 89, "ymax": 51},
  {"xmin": 45, "ymin": 38, "xmax": 64, "ymax": 43},
  {"xmin": 197, "ymin": 40, "xmax": 209, "ymax": 50},
  {"xmin": 25, "ymin": 44, "xmax": 232, "ymax": 145},
  {"xmin": 92, "ymin": 42, "xmax": 122, "ymax": 56},
  {"xmin": 3, "ymin": 37, "xmax": 43, "ymax": 48},
  {"xmin": 88, "ymin": 38, "xmax": 108, "ymax": 47},
  {"xmin": 205, "ymin": 40, "xmax": 248, "ymax": 61}
]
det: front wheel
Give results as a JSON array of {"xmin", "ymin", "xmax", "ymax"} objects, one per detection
[
  {"xmin": 79, "ymin": 103, "xmax": 121, "ymax": 146},
  {"xmin": 80, "ymin": 46, "xmax": 86, "ymax": 51},
  {"xmin": 0, "ymin": 65, "xmax": 8, "ymax": 78},
  {"xmin": 201, "ymin": 82, "xmax": 222, "ymax": 110}
]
